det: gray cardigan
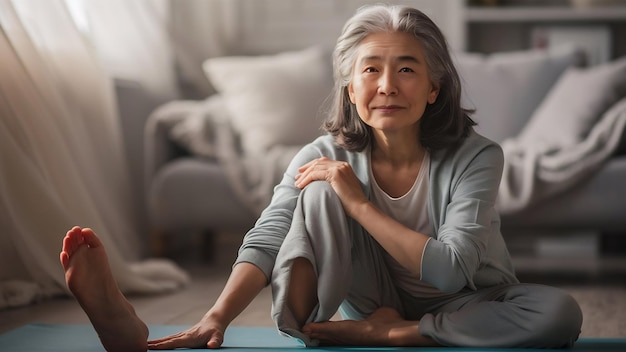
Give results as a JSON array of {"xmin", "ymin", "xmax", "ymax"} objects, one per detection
[{"xmin": 235, "ymin": 130, "xmax": 518, "ymax": 293}]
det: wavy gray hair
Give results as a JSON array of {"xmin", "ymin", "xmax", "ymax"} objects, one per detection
[{"xmin": 324, "ymin": 4, "xmax": 475, "ymax": 152}]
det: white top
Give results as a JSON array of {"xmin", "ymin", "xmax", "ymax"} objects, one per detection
[{"xmin": 369, "ymin": 152, "xmax": 443, "ymax": 297}]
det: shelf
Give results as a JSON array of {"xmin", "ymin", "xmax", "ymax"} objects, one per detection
[{"xmin": 466, "ymin": 6, "xmax": 626, "ymax": 22}]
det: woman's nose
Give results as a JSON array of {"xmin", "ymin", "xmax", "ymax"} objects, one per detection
[{"xmin": 378, "ymin": 71, "xmax": 398, "ymax": 95}]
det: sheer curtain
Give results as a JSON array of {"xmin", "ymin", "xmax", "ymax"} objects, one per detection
[{"xmin": 0, "ymin": 0, "xmax": 188, "ymax": 309}]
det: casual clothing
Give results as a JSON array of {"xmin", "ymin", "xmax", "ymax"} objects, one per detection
[
  {"xmin": 371, "ymin": 151, "xmax": 438, "ymax": 297},
  {"xmin": 234, "ymin": 130, "xmax": 582, "ymax": 348}
]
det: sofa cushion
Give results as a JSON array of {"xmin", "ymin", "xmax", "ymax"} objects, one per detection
[
  {"xmin": 501, "ymin": 156, "xmax": 626, "ymax": 232},
  {"xmin": 454, "ymin": 46, "xmax": 582, "ymax": 143},
  {"xmin": 203, "ymin": 47, "xmax": 333, "ymax": 155},
  {"xmin": 517, "ymin": 56, "xmax": 626, "ymax": 151}
]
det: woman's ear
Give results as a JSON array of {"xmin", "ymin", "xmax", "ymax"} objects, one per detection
[
  {"xmin": 428, "ymin": 83, "xmax": 440, "ymax": 104},
  {"xmin": 348, "ymin": 82, "xmax": 356, "ymax": 104}
]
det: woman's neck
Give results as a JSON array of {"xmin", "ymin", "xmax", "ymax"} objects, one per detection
[{"xmin": 371, "ymin": 131, "xmax": 424, "ymax": 169}]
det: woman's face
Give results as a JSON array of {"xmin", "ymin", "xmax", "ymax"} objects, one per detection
[{"xmin": 348, "ymin": 31, "xmax": 439, "ymax": 136}]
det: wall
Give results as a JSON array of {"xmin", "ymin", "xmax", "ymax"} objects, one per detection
[{"xmin": 221, "ymin": 0, "xmax": 464, "ymax": 55}]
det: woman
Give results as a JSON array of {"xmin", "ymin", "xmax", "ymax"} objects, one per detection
[{"xmin": 60, "ymin": 4, "xmax": 582, "ymax": 351}]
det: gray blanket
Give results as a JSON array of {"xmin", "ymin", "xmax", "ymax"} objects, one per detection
[{"xmin": 498, "ymin": 98, "xmax": 626, "ymax": 214}]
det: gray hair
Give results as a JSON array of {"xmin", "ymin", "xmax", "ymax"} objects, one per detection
[{"xmin": 324, "ymin": 4, "xmax": 474, "ymax": 152}]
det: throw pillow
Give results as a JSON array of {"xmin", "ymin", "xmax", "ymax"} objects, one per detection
[
  {"xmin": 454, "ymin": 46, "xmax": 582, "ymax": 143},
  {"xmin": 203, "ymin": 47, "xmax": 333, "ymax": 155},
  {"xmin": 517, "ymin": 56, "xmax": 626, "ymax": 151}
]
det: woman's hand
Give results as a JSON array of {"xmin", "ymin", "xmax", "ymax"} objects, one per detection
[
  {"xmin": 294, "ymin": 157, "xmax": 368, "ymax": 217},
  {"xmin": 148, "ymin": 263, "xmax": 267, "ymax": 350},
  {"xmin": 147, "ymin": 312, "xmax": 227, "ymax": 349}
]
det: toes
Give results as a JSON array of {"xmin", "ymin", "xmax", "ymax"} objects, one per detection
[
  {"xmin": 81, "ymin": 228, "xmax": 103, "ymax": 249},
  {"xmin": 63, "ymin": 227, "xmax": 84, "ymax": 256},
  {"xmin": 60, "ymin": 251, "xmax": 70, "ymax": 271}
]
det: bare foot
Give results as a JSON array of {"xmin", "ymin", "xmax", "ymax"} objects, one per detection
[
  {"xmin": 302, "ymin": 307, "xmax": 439, "ymax": 347},
  {"xmin": 60, "ymin": 226, "xmax": 148, "ymax": 352}
]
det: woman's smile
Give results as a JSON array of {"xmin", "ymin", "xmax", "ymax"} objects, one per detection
[{"xmin": 374, "ymin": 105, "xmax": 405, "ymax": 113}]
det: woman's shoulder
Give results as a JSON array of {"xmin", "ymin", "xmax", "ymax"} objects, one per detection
[
  {"xmin": 301, "ymin": 134, "xmax": 357, "ymax": 158},
  {"xmin": 432, "ymin": 129, "xmax": 503, "ymax": 169},
  {"xmin": 288, "ymin": 134, "xmax": 362, "ymax": 166},
  {"xmin": 463, "ymin": 129, "xmax": 502, "ymax": 152}
]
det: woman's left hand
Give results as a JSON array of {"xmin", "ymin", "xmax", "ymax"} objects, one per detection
[{"xmin": 294, "ymin": 157, "xmax": 368, "ymax": 218}]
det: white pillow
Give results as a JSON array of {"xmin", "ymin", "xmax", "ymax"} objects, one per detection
[
  {"xmin": 203, "ymin": 47, "xmax": 333, "ymax": 155},
  {"xmin": 454, "ymin": 46, "xmax": 581, "ymax": 143},
  {"xmin": 517, "ymin": 56, "xmax": 626, "ymax": 151}
]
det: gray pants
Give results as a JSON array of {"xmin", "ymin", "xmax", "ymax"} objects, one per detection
[{"xmin": 271, "ymin": 182, "xmax": 582, "ymax": 348}]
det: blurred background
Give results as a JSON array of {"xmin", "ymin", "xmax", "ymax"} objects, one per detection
[{"xmin": 1, "ymin": 0, "xmax": 625, "ymax": 325}]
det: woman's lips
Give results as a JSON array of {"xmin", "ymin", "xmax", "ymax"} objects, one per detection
[{"xmin": 374, "ymin": 105, "xmax": 404, "ymax": 113}]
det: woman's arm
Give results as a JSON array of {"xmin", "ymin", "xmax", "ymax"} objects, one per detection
[
  {"xmin": 147, "ymin": 262, "xmax": 266, "ymax": 350},
  {"xmin": 295, "ymin": 140, "xmax": 504, "ymax": 293},
  {"xmin": 351, "ymin": 202, "xmax": 430, "ymax": 277},
  {"xmin": 294, "ymin": 157, "xmax": 430, "ymax": 277}
]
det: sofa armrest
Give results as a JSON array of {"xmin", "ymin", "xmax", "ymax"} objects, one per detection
[{"xmin": 143, "ymin": 102, "xmax": 191, "ymax": 196}]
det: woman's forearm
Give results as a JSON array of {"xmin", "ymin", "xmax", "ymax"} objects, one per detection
[
  {"xmin": 352, "ymin": 201, "xmax": 430, "ymax": 277},
  {"xmin": 205, "ymin": 262, "xmax": 268, "ymax": 325}
]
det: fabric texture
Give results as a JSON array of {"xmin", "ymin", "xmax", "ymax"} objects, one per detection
[
  {"xmin": 267, "ymin": 159, "xmax": 579, "ymax": 348},
  {"xmin": 236, "ymin": 131, "xmax": 517, "ymax": 291},
  {"xmin": 0, "ymin": 0, "xmax": 188, "ymax": 307},
  {"xmin": 153, "ymin": 94, "xmax": 302, "ymax": 215},
  {"xmin": 203, "ymin": 47, "xmax": 333, "ymax": 155},
  {"xmin": 516, "ymin": 56, "xmax": 626, "ymax": 150},
  {"xmin": 497, "ymin": 56, "xmax": 626, "ymax": 214},
  {"xmin": 453, "ymin": 46, "xmax": 581, "ymax": 143},
  {"xmin": 161, "ymin": 95, "xmax": 231, "ymax": 159}
]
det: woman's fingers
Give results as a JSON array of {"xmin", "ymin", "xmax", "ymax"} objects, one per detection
[
  {"xmin": 295, "ymin": 157, "xmax": 351, "ymax": 189},
  {"xmin": 297, "ymin": 156, "xmax": 330, "ymax": 173},
  {"xmin": 147, "ymin": 328, "xmax": 224, "ymax": 350},
  {"xmin": 295, "ymin": 168, "xmax": 328, "ymax": 189}
]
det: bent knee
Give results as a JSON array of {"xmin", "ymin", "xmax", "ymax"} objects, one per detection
[
  {"xmin": 533, "ymin": 287, "xmax": 582, "ymax": 348},
  {"xmin": 300, "ymin": 181, "xmax": 341, "ymax": 207}
]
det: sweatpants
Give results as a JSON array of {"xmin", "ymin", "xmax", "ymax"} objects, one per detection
[{"xmin": 271, "ymin": 181, "xmax": 582, "ymax": 348}]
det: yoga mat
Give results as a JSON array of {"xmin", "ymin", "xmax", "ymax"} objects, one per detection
[{"xmin": 0, "ymin": 324, "xmax": 624, "ymax": 351}]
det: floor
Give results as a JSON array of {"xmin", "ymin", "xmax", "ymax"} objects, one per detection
[{"xmin": 1, "ymin": 233, "xmax": 625, "ymax": 338}]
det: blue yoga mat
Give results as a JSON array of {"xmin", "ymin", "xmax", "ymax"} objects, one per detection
[{"xmin": 0, "ymin": 324, "xmax": 624, "ymax": 351}]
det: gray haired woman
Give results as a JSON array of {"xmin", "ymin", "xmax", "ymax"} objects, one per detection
[{"xmin": 60, "ymin": 4, "xmax": 582, "ymax": 351}]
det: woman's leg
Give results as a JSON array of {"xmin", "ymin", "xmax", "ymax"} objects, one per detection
[
  {"xmin": 60, "ymin": 227, "xmax": 149, "ymax": 352},
  {"xmin": 271, "ymin": 182, "xmax": 410, "ymax": 346},
  {"xmin": 286, "ymin": 257, "xmax": 318, "ymax": 327},
  {"xmin": 416, "ymin": 283, "xmax": 582, "ymax": 348},
  {"xmin": 271, "ymin": 182, "xmax": 355, "ymax": 345}
]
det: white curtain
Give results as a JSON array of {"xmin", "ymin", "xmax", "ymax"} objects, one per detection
[
  {"xmin": 0, "ymin": 0, "xmax": 188, "ymax": 310},
  {"xmin": 78, "ymin": 0, "xmax": 179, "ymax": 103},
  {"xmin": 80, "ymin": 0, "xmax": 233, "ymax": 100},
  {"xmin": 170, "ymin": 0, "xmax": 235, "ymax": 98}
]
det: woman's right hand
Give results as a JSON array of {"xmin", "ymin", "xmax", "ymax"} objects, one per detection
[
  {"xmin": 148, "ymin": 262, "xmax": 268, "ymax": 350},
  {"xmin": 147, "ymin": 312, "xmax": 227, "ymax": 349}
]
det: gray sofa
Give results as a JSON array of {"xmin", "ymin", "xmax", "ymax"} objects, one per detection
[
  {"xmin": 143, "ymin": 47, "xmax": 626, "ymax": 259},
  {"xmin": 144, "ymin": 115, "xmax": 626, "ymax": 243}
]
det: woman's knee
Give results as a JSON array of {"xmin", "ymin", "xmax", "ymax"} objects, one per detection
[
  {"xmin": 297, "ymin": 181, "xmax": 352, "ymax": 246},
  {"xmin": 300, "ymin": 181, "xmax": 342, "ymax": 211},
  {"xmin": 532, "ymin": 286, "xmax": 582, "ymax": 348}
]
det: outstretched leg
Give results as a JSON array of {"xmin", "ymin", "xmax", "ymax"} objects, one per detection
[{"xmin": 60, "ymin": 226, "xmax": 148, "ymax": 352}]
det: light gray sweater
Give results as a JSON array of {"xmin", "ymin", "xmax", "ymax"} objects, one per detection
[{"xmin": 235, "ymin": 130, "xmax": 518, "ymax": 293}]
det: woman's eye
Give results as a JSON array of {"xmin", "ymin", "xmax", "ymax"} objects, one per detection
[
  {"xmin": 364, "ymin": 67, "xmax": 378, "ymax": 73},
  {"xmin": 399, "ymin": 67, "xmax": 414, "ymax": 73}
]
